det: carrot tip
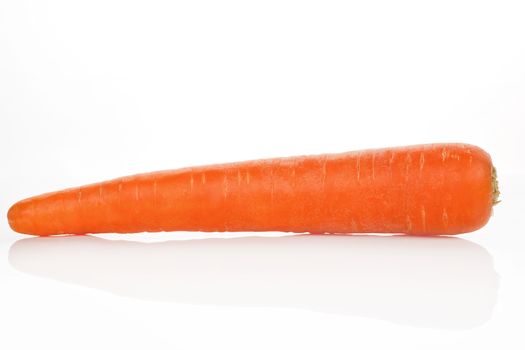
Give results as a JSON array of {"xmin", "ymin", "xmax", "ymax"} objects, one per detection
[
  {"xmin": 492, "ymin": 166, "xmax": 500, "ymax": 206},
  {"xmin": 7, "ymin": 203, "xmax": 19, "ymax": 232}
]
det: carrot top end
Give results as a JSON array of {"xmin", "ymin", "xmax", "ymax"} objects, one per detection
[{"xmin": 492, "ymin": 166, "xmax": 500, "ymax": 206}]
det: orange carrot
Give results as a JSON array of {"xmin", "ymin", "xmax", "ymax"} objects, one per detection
[{"xmin": 7, "ymin": 143, "xmax": 498, "ymax": 236}]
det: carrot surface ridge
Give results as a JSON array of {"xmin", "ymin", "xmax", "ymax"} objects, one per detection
[{"xmin": 7, "ymin": 143, "xmax": 497, "ymax": 236}]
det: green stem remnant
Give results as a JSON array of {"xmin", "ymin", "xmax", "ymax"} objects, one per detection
[{"xmin": 492, "ymin": 166, "xmax": 500, "ymax": 205}]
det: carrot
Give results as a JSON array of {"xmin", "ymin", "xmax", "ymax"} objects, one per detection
[{"xmin": 7, "ymin": 143, "xmax": 498, "ymax": 236}]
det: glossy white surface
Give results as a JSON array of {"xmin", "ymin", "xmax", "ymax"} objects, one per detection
[
  {"xmin": 8, "ymin": 234, "xmax": 500, "ymax": 329},
  {"xmin": 1, "ymin": 1, "xmax": 524, "ymax": 349}
]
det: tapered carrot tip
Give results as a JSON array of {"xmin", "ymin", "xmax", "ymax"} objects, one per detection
[
  {"xmin": 7, "ymin": 202, "xmax": 21, "ymax": 233},
  {"xmin": 8, "ymin": 143, "xmax": 499, "ymax": 236}
]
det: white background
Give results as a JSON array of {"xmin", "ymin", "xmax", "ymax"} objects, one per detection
[{"xmin": 1, "ymin": 1, "xmax": 524, "ymax": 349}]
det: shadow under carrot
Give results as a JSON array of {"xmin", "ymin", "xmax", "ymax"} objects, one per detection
[{"xmin": 9, "ymin": 234, "xmax": 499, "ymax": 330}]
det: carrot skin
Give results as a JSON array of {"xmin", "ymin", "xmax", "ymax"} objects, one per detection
[{"xmin": 7, "ymin": 143, "xmax": 496, "ymax": 236}]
